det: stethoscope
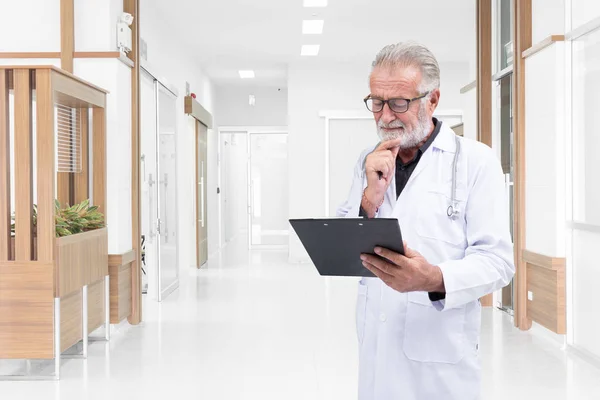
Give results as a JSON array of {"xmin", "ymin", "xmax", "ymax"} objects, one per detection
[
  {"xmin": 446, "ymin": 134, "xmax": 461, "ymax": 219},
  {"xmin": 362, "ymin": 134, "xmax": 461, "ymax": 220}
]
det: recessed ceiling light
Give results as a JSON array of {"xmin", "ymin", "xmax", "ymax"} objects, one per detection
[
  {"xmin": 302, "ymin": 20, "xmax": 324, "ymax": 35},
  {"xmin": 303, "ymin": 0, "xmax": 327, "ymax": 7},
  {"xmin": 301, "ymin": 45, "xmax": 320, "ymax": 56},
  {"xmin": 239, "ymin": 70, "xmax": 255, "ymax": 79}
]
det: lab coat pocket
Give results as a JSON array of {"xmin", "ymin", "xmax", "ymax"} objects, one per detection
[
  {"xmin": 356, "ymin": 281, "xmax": 368, "ymax": 345},
  {"xmin": 416, "ymin": 192, "xmax": 465, "ymax": 246},
  {"xmin": 403, "ymin": 292, "xmax": 466, "ymax": 364}
]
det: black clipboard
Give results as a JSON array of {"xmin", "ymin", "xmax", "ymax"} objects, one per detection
[{"xmin": 289, "ymin": 218, "xmax": 404, "ymax": 277}]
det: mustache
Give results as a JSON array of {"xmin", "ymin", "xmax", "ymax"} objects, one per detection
[{"xmin": 378, "ymin": 120, "xmax": 405, "ymax": 129}]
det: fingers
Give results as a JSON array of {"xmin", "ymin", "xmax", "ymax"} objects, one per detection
[
  {"xmin": 361, "ymin": 260, "xmax": 395, "ymax": 283},
  {"xmin": 377, "ymin": 138, "xmax": 402, "ymax": 151},
  {"xmin": 373, "ymin": 247, "xmax": 409, "ymax": 268},
  {"xmin": 361, "ymin": 254, "xmax": 397, "ymax": 275}
]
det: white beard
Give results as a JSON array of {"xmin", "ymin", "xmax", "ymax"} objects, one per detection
[{"xmin": 377, "ymin": 104, "xmax": 433, "ymax": 149}]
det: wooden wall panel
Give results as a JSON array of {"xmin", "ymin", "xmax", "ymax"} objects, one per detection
[
  {"xmin": 60, "ymin": 289, "xmax": 82, "ymax": 353},
  {"xmin": 513, "ymin": 0, "xmax": 533, "ymax": 331},
  {"xmin": 35, "ymin": 69, "xmax": 56, "ymax": 263},
  {"xmin": 87, "ymin": 278, "xmax": 105, "ymax": 334},
  {"xmin": 60, "ymin": 0, "xmax": 74, "ymax": 73},
  {"xmin": 13, "ymin": 69, "xmax": 33, "ymax": 262},
  {"xmin": 526, "ymin": 256, "xmax": 566, "ymax": 334},
  {"xmin": 125, "ymin": 0, "xmax": 142, "ymax": 325},
  {"xmin": 109, "ymin": 250, "xmax": 135, "ymax": 324},
  {"xmin": 0, "ymin": 71, "xmax": 10, "ymax": 261},
  {"xmin": 0, "ymin": 262, "xmax": 55, "ymax": 359},
  {"xmin": 74, "ymin": 108, "xmax": 89, "ymax": 204},
  {"xmin": 477, "ymin": 0, "xmax": 493, "ymax": 147},
  {"xmin": 92, "ymin": 108, "xmax": 106, "ymax": 216},
  {"xmin": 55, "ymin": 228, "xmax": 108, "ymax": 297}
]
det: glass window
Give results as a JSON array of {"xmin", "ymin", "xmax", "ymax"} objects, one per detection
[{"xmin": 497, "ymin": 0, "xmax": 514, "ymax": 72}]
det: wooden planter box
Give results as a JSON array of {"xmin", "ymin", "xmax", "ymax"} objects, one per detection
[
  {"xmin": 5, "ymin": 228, "xmax": 108, "ymax": 354},
  {"xmin": 55, "ymin": 228, "xmax": 108, "ymax": 352}
]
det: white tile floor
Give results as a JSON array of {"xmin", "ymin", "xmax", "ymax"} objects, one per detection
[{"xmin": 2, "ymin": 234, "xmax": 600, "ymax": 399}]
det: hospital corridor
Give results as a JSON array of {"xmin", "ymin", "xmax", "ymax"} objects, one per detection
[{"xmin": 2, "ymin": 0, "xmax": 600, "ymax": 399}]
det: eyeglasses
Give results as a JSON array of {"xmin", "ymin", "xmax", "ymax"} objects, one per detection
[{"xmin": 363, "ymin": 92, "xmax": 430, "ymax": 113}]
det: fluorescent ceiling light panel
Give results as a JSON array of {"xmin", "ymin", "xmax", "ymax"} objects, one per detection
[
  {"xmin": 303, "ymin": 0, "xmax": 327, "ymax": 7},
  {"xmin": 301, "ymin": 45, "xmax": 320, "ymax": 56},
  {"xmin": 239, "ymin": 70, "xmax": 255, "ymax": 79},
  {"xmin": 302, "ymin": 20, "xmax": 324, "ymax": 34}
]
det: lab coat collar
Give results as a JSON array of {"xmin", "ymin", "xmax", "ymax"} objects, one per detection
[{"xmin": 432, "ymin": 122, "xmax": 458, "ymax": 153}]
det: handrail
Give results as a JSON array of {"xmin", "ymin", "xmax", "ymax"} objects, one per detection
[
  {"xmin": 522, "ymin": 35, "xmax": 565, "ymax": 59},
  {"xmin": 566, "ymin": 16, "xmax": 600, "ymax": 41}
]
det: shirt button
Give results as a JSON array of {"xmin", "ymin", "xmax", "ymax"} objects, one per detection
[{"xmin": 379, "ymin": 313, "xmax": 387, "ymax": 322}]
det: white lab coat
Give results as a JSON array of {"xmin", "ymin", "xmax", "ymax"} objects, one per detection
[{"xmin": 336, "ymin": 123, "xmax": 515, "ymax": 400}]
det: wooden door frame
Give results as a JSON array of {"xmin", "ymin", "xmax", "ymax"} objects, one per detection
[
  {"xmin": 195, "ymin": 120, "xmax": 208, "ymax": 268},
  {"xmin": 184, "ymin": 96, "xmax": 213, "ymax": 268}
]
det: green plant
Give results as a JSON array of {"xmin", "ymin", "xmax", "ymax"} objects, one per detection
[{"xmin": 10, "ymin": 199, "xmax": 105, "ymax": 238}]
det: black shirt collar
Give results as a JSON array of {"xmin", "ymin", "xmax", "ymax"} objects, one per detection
[{"xmin": 419, "ymin": 117, "xmax": 441, "ymax": 154}]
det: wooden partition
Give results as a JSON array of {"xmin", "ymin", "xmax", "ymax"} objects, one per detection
[
  {"xmin": 108, "ymin": 250, "xmax": 135, "ymax": 324},
  {"xmin": 523, "ymin": 250, "xmax": 566, "ymax": 334},
  {"xmin": 0, "ymin": 66, "xmax": 108, "ymax": 378}
]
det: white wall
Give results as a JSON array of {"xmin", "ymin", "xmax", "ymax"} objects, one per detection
[
  {"xmin": 75, "ymin": 0, "xmax": 123, "ymax": 52},
  {"xmin": 287, "ymin": 60, "xmax": 469, "ymax": 262},
  {"xmin": 74, "ymin": 59, "xmax": 133, "ymax": 255},
  {"xmin": 0, "ymin": 0, "xmax": 60, "ymax": 52},
  {"xmin": 216, "ymin": 86, "xmax": 288, "ymax": 127},
  {"xmin": 572, "ymin": 0, "xmax": 600, "ymax": 32},
  {"xmin": 570, "ymin": 23, "xmax": 600, "ymax": 358},
  {"xmin": 524, "ymin": 44, "xmax": 566, "ymax": 257},
  {"xmin": 532, "ymin": 0, "xmax": 566, "ymax": 44},
  {"xmin": 141, "ymin": 0, "xmax": 217, "ymax": 270}
]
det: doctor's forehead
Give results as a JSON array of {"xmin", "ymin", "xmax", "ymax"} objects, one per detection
[{"xmin": 369, "ymin": 65, "xmax": 422, "ymax": 97}]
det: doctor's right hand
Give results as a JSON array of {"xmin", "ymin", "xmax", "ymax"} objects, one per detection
[{"xmin": 363, "ymin": 138, "xmax": 401, "ymax": 213}]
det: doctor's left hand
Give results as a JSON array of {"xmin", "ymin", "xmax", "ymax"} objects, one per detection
[{"xmin": 360, "ymin": 244, "xmax": 445, "ymax": 293}]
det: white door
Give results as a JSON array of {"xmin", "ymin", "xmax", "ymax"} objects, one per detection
[
  {"xmin": 248, "ymin": 133, "xmax": 289, "ymax": 248},
  {"xmin": 140, "ymin": 69, "xmax": 158, "ymax": 298},
  {"xmin": 157, "ymin": 83, "xmax": 179, "ymax": 301}
]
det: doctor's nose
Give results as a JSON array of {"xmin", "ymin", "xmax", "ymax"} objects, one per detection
[{"xmin": 380, "ymin": 103, "xmax": 397, "ymax": 125}]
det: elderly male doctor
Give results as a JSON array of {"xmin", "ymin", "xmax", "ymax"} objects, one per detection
[{"xmin": 336, "ymin": 42, "xmax": 515, "ymax": 399}]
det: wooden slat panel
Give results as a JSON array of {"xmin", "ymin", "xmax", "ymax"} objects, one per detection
[
  {"xmin": 57, "ymin": 174, "xmax": 71, "ymax": 207},
  {"xmin": 13, "ymin": 69, "xmax": 33, "ymax": 261},
  {"xmin": 73, "ymin": 51, "xmax": 121, "ymax": 58},
  {"xmin": 74, "ymin": 108, "xmax": 89, "ymax": 204},
  {"xmin": 125, "ymin": 0, "xmax": 142, "ymax": 325},
  {"xmin": 36, "ymin": 69, "xmax": 56, "ymax": 263},
  {"xmin": 60, "ymin": 0, "xmax": 74, "ymax": 73},
  {"xmin": 60, "ymin": 290, "xmax": 82, "ymax": 353},
  {"xmin": 513, "ymin": 0, "xmax": 533, "ymax": 331},
  {"xmin": 0, "ymin": 262, "xmax": 55, "ymax": 359},
  {"xmin": 92, "ymin": 108, "xmax": 106, "ymax": 216},
  {"xmin": 477, "ymin": 0, "xmax": 492, "ymax": 147},
  {"xmin": 0, "ymin": 71, "xmax": 10, "ymax": 261},
  {"xmin": 87, "ymin": 278, "xmax": 105, "ymax": 333},
  {"xmin": 0, "ymin": 52, "xmax": 61, "ymax": 59},
  {"xmin": 51, "ymin": 70, "xmax": 106, "ymax": 109},
  {"xmin": 55, "ymin": 228, "xmax": 108, "ymax": 297},
  {"xmin": 110, "ymin": 262, "xmax": 132, "ymax": 323}
]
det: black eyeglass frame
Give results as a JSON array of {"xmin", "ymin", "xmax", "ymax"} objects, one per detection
[{"xmin": 363, "ymin": 91, "xmax": 430, "ymax": 113}]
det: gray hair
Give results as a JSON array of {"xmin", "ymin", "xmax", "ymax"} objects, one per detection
[{"xmin": 371, "ymin": 41, "xmax": 441, "ymax": 93}]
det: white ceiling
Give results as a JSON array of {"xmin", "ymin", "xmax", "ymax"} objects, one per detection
[{"xmin": 150, "ymin": 0, "xmax": 476, "ymax": 88}]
